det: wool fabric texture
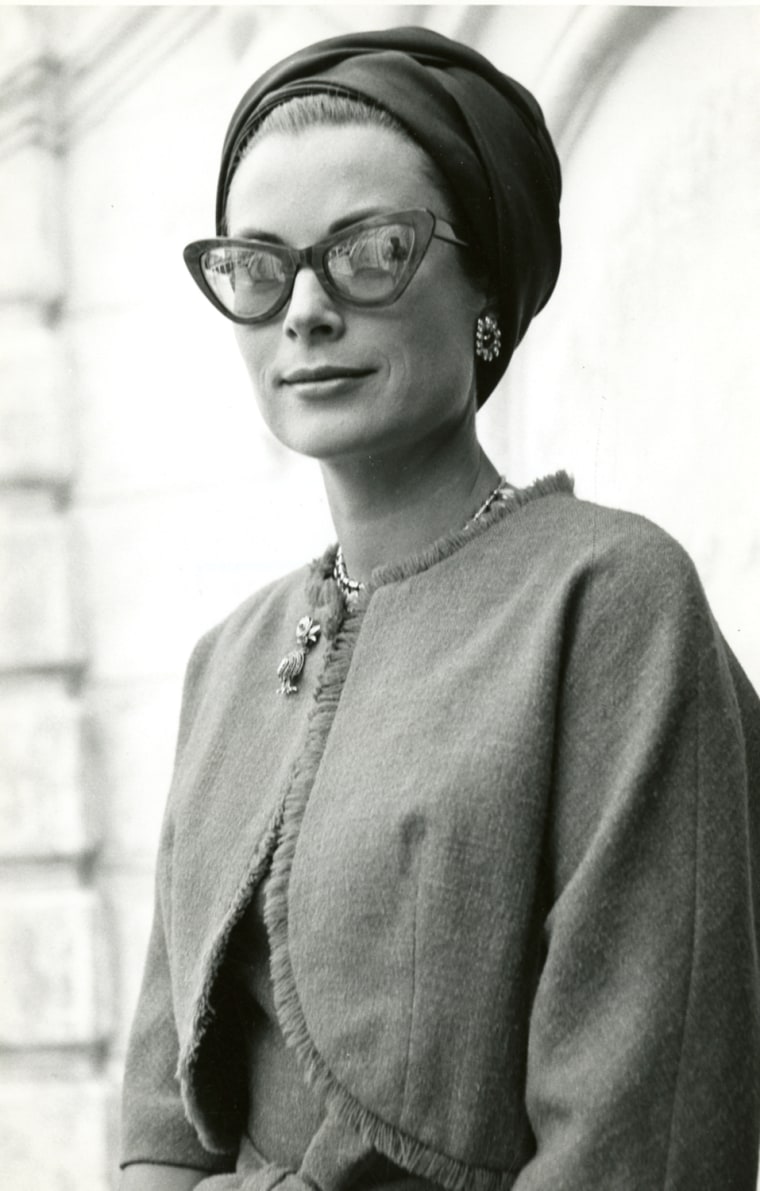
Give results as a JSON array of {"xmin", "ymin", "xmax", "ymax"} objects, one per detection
[
  {"xmin": 214, "ymin": 26, "xmax": 562, "ymax": 399},
  {"xmin": 121, "ymin": 475, "xmax": 760, "ymax": 1189}
]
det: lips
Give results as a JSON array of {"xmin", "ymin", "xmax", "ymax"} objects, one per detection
[{"xmin": 281, "ymin": 365, "xmax": 373, "ymax": 384}]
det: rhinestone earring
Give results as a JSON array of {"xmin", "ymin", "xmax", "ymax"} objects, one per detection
[{"xmin": 475, "ymin": 314, "xmax": 502, "ymax": 362}]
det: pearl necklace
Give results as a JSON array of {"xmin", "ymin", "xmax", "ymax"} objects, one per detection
[{"xmin": 332, "ymin": 475, "xmax": 512, "ymax": 598}]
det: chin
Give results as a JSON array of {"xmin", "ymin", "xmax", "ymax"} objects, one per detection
[
  {"xmin": 278, "ymin": 427, "xmax": 389, "ymax": 463},
  {"xmin": 261, "ymin": 395, "xmax": 405, "ymax": 462}
]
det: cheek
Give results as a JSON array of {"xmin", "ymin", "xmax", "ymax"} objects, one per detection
[
  {"xmin": 406, "ymin": 261, "xmax": 480, "ymax": 372},
  {"xmin": 234, "ymin": 327, "xmax": 276, "ymax": 393},
  {"xmin": 413, "ymin": 301, "xmax": 477, "ymax": 383},
  {"xmin": 232, "ymin": 328, "xmax": 295, "ymax": 441}
]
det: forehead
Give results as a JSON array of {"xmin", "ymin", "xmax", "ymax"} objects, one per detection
[{"xmin": 225, "ymin": 124, "xmax": 445, "ymax": 240}]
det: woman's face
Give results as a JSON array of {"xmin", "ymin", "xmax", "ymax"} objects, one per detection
[{"xmin": 225, "ymin": 123, "xmax": 485, "ymax": 464}]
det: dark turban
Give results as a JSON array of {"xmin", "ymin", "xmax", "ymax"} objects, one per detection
[{"xmin": 216, "ymin": 26, "xmax": 562, "ymax": 400}]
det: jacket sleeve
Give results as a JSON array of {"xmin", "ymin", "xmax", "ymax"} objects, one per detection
[
  {"xmin": 120, "ymin": 629, "xmax": 235, "ymax": 1174},
  {"xmin": 514, "ymin": 530, "xmax": 760, "ymax": 1189}
]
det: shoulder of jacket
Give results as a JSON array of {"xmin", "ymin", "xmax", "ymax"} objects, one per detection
[
  {"xmin": 529, "ymin": 497, "xmax": 719, "ymax": 697},
  {"xmin": 532, "ymin": 492, "xmax": 702, "ymax": 594}
]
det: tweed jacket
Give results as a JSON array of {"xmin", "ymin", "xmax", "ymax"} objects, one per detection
[{"xmin": 121, "ymin": 474, "xmax": 760, "ymax": 1190}]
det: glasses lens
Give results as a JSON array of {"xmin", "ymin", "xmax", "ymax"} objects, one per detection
[
  {"xmin": 201, "ymin": 246, "xmax": 288, "ymax": 319},
  {"xmin": 326, "ymin": 223, "xmax": 416, "ymax": 302}
]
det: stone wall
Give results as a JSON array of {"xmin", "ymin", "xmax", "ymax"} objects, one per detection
[
  {"xmin": 0, "ymin": 8, "xmax": 110, "ymax": 1188},
  {"xmin": 0, "ymin": 6, "xmax": 758, "ymax": 1188}
]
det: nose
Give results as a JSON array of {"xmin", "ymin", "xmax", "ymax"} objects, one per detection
[{"xmin": 283, "ymin": 267, "xmax": 344, "ymax": 342}]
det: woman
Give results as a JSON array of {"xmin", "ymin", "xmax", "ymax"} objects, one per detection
[{"xmin": 120, "ymin": 27, "xmax": 760, "ymax": 1191}]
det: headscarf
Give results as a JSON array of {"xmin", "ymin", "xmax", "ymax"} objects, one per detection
[{"xmin": 215, "ymin": 27, "xmax": 562, "ymax": 400}]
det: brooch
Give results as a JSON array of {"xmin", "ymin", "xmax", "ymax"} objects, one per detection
[{"xmin": 277, "ymin": 615, "xmax": 321, "ymax": 695}]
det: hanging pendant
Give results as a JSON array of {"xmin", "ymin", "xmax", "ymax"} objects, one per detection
[{"xmin": 277, "ymin": 615, "xmax": 321, "ymax": 695}]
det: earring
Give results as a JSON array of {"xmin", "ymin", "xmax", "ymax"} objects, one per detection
[{"xmin": 475, "ymin": 314, "xmax": 502, "ymax": 362}]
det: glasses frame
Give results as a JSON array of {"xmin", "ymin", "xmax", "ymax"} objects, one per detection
[{"xmin": 183, "ymin": 208, "xmax": 469, "ymax": 325}]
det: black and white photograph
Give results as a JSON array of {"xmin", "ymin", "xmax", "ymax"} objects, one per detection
[{"xmin": 1, "ymin": 6, "xmax": 759, "ymax": 1189}]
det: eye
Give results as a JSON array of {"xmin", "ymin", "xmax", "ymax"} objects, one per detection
[
  {"xmin": 204, "ymin": 247, "xmax": 286, "ymax": 286},
  {"xmin": 352, "ymin": 226, "xmax": 412, "ymax": 272},
  {"xmin": 239, "ymin": 249, "xmax": 287, "ymax": 285},
  {"xmin": 202, "ymin": 246, "xmax": 288, "ymax": 316},
  {"xmin": 380, "ymin": 232, "xmax": 410, "ymax": 264},
  {"xmin": 205, "ymin": 253, "xmax": 235, "ymax": 280},
  {"xmin": 328, "ymin": 224, "xmax": 414, "ymax": 281}
]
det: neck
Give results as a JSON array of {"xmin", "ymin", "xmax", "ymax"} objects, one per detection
[{"xmin": 319, "ymin": 416, "xmax": 502, "ymax": 586}]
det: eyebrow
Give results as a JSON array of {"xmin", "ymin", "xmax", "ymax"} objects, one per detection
[{"xmin": 229, "ymin": 206, "xmax": 393, "ymax": 243}]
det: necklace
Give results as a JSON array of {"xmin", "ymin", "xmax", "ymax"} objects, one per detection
[
  {"xmin": 471, "ymin": 474, "xmax": 512, "ymax": 522},
  {"xmin": 333, "ymin": 545, "xmax": 363, "ymax": 598},
  {"xmin": 332, "ymin": 475, "xmax": 511, "ymax": 598},
  {"xmin": 278, "ymin": 474, "xmax": 511, "ymax": 693}
]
